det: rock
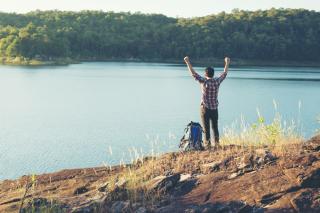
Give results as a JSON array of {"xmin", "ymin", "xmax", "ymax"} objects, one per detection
[
  {"xmin": 255, "ymin": 148, "xmax": 276, "ymax": 163},
  {"xmin": 290, "ymin": 189, "xmax": 320, "ymax": 212},
  {"xmin": 303, "ymin": 135, "xmax": 320, "ymax": 151},
  {"xmin": 154, "ymin": 206, "xmax": 175, "ymax": 213},
  {"xmin": 180, "ymin": 173, "xmax": 192, "ymax": 182},
  {"xmin": 97, "ymin": 182, "xmax": 109, "ymax": 192},
  {"xmin": 182, "ymin": 202, "xmax": 254, "ymax": 213},
  {"xmin": 135, "ymin": 207, "xmax": 147, "ymax": 213},
  {"xmin": 184, "ymin": 205, "xmax": 201, "ymax": 213},
  {"xmin": 201, "ymin": 207, "xmax": 211, "ymax": 213},
  {"xmin": 256, "ymin": 157, "xmax": 265, "ymax": 165},
  {"xmin": 200, "ymin": 161, "xmax": 220, "ymax": 174},
  {"xmin": 299, "ymin": 154, "xmax": 318, "ymax": 167},
  {"xmin": 220, "ymin": 156, "xmax": 233, "ymax": 169},
  {"xmin": 74, "ymin": 185, "xmax": 89, "ymax": 195},
  {"xmin": 149, "ymin": 174, "xmax": 181, "ymax": 193},
  {"xmin": 132, "ymin": 202, "xmax": 141, "ymax": 210},
  {"xmin": 159, "ymin": 198, "xmax": 171, "ymax": 206},
  {"xmin": 173, "ymin": 179, "xmax": 197, "ymax": 197},
  {"xmin": 300, "ymin": 167, "xmax": 320, "ymax": 188},
  {"xmin": 228, "ymin": 171, "xmax": 243, "ymax": 179},
  {"xmin": 238, "ymin": 154, "xmax": 253, "ymax": 170},
  {"xmin": 237, "ymin": 149, "xmax": 276, "ymax": 170},
  {"xmin": 184, "ymin": 208, "xmax": 198, "ymax": 213},
  {"xmin": 201, "ymin": 203, "xmax": 230, "ymax": 212},
  {"xmin": 111, "ymin": 201, "xmax": 130, "ymax": 213},
  {"xmin": 242, "ymin": 167, "xmax": 254, "ymax": 173},
  {"xmin": 255, "ymin": 148, "xmax": 269, "ymax": 156},
  {"xmin": 72, "ymin": 202, "xmax": 102, "ymax": 213},
  {"xmin": 105, "ymin": 186, "xmax": 129, "ymax": 202}
]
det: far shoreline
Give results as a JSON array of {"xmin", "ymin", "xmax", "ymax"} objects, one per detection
[{"xmin": 2, "ymin": 57, "xmax": 320, "ymax": 68}]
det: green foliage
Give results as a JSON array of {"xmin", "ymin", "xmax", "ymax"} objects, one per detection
[
  {"xmin": 0, "ymin": 9, "xmax": 320, "ymax": 62},
  {"xmin": 222, "ymin": 106, "xmax": 302, "ymax": 147},
  {"xmin": 252, "ymin": 113, "xmax": 283, "ymax": 145}
]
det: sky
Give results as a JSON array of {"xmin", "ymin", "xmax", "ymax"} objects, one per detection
[{"xmin": 0, "ymin": 0, "xmax": 319, "ymax": 17}]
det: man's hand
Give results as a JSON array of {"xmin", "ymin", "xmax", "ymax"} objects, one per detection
[
  {"xmin": 225, "ymin": 57, "xmax": 230, "ymax": 65},
  {"xmin": 184, "ymin": 56, "xmax": 190, "ymax": 64},
  {"xmin": 184, "ymin": 56, "xmax": 197, "ymax": 76},
  {"xmin": 223, "ymin": 57, "xmax": 230, "ymax": 74}
]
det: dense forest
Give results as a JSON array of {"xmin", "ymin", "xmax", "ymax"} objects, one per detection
[{"xmin": 0, "ymin": 8, "xmax": 320, "ymax": 64}]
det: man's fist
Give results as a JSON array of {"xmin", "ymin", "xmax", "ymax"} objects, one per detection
[
  {"xmin": 184, "ymin": 56, "xmax": 190, "ymax": 64},
  {"xmin": 225, "ymin": 57, "xmax": 230, "ymax": 64}
]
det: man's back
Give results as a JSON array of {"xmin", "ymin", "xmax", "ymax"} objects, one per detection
[{"xmin": 192, "ymin": 71, "xmax": 228, "ymax": 110}]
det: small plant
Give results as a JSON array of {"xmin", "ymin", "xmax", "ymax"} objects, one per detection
[{"xmin": 19, "ymin": 174, "xmax": 37, "ymax": 213}]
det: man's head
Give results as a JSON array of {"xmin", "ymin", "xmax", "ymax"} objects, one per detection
[{"xmin": 205, "ymin": 67, "xmax": 214, "ymax": 78}]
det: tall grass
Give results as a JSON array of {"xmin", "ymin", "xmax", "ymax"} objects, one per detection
[
  {"xmin": 221, "ymin": 101, "xmax": 303, "ymax": 147},
  {"xmin": 317, "ymin": 115, "xmax": 320, "ymax": 134}
]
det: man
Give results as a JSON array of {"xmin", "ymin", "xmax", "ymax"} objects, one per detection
[{"xmin": 184, "ymin": 56, "xmax": 230, "ymax": 148}]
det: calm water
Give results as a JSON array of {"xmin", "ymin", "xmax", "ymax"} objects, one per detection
[{"xmin": 0, "ymin": 62, "xmax": 319, "ymax": 180}]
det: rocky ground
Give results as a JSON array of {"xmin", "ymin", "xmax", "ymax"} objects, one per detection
[{"xmin": 0, "ymin": 135, "xmax": 320, "ymax": 213}]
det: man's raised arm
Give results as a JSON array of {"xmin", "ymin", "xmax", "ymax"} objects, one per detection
[
  {"xmin": 217, "ymin": 57, "xmax": 231, "ymax": 83},
  {"xmin": 184, "ymin": 56, "xmax": 205, "ymax": 83}
]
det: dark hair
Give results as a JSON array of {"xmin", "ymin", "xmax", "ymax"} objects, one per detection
[{"xmin": 205, "ymin": 67, "xmax": 214, "ymax": 78}]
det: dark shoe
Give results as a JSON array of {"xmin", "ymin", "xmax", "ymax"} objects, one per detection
[
  {"xmin": 206, "ymin": 142, "xmax": 212, "ymax": 150},
  {"xmin": 214, "ymin": 143, "xmax": 222, "ymax": 150}
]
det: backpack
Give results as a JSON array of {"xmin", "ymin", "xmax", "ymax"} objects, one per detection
[{"xmin": 179, "ymin": 121, "xmax": 204, "ymax": 151}]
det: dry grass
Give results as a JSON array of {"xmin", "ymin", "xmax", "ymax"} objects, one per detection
[{"xmin": 221, "ymin": 102, "xmax": 304, "ymax": 156}]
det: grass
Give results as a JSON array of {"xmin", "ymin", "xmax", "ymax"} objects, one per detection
[
  {"xmin": 317, "ymin": 115, "xmax": 320, "ymax": 134},
  {"xmin": 221, "ymin": 101, "xmax": 303, "ymax": 151}
]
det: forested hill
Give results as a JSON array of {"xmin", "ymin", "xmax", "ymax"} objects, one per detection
[{"xmin": 0, "ymin": 9, "xmax": 320, "ymax": 64}]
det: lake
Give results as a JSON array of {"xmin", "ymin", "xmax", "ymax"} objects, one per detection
[{"xmin": 0, "ymin": 62, "xmax": 319, "ymax": 180}]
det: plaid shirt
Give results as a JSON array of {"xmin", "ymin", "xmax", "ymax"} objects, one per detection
[{"xmin": 192, "ymin": 71, "xmax": 227, "ymax": 110}]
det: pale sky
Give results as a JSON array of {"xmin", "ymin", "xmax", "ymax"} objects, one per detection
[{"xmin": 0, "ymin": 0, "xmax": 319, "ymax": 17}]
